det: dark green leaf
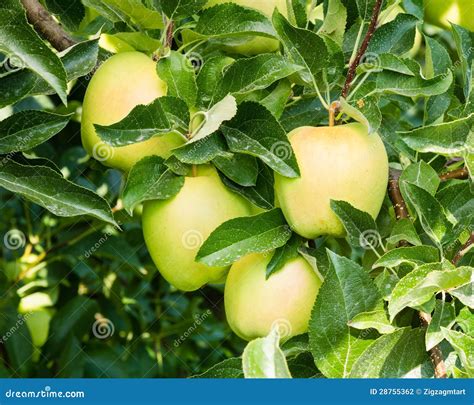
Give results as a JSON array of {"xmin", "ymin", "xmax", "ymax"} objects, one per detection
[
  {"xmin": 372, "ymin": 246, "xmax": 440, "ymax": 269},
  {"xmin": 196, "ymin": 208, "xmax": 292, "ymax": 267},
  {"xmin": 122, "ymin": 156, "xmax": 184, "ymax": 214},
  {"xmin": 266, "ymin": 234, "xmax": 303, "ymax": 279},
  {"xmin": 0, "ymin": 159, "xmax": 116, "ymax": 225}
]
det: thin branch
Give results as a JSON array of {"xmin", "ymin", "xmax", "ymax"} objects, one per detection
[
  {"xmin": 387, "ymin": 169, "xmax": 447, "ymax": 378},
  {"xmin": 440, "ymin": 167, "xmax": 469, "ymax": 181},
  {"xmin": 452, "ymin": 233, "xmax": 474, "ymax": 265},
  {"xmin": 20, "ymin": 0, "xmax": 76, "ymax": 51},
  {"xmin": 341, "ymin": 0, "xmax": 384, "ymax": 99}
]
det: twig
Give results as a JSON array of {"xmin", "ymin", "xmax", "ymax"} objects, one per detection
[
  {"xmin": 20, "ymin": 0, "xmax": 76, "ymax": 51},
  {"xmin": 341, "ymin": 0, "xmax": 384, "ymax": 99},
  {"xmin": 387, "ymin": 169, "xmax": 447, "ymax": 378},
  {"xmin": 165, "ymin": 21, "xmax": 174, "ymax": 49},
  {"xmin": 452, "ymin": 233, "xmax": 474, "ymax": 265},
  {"xmin": 440, "ymin": 167, "xmax": 469, "ymax": 181},
  {"xmin": 418, "ymin": 312, "xmax": 447, "ymax": 378}
]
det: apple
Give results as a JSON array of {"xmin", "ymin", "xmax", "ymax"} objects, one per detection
[
  {"xmin": 425, "ymin": 0, "xmax": 474, "ymax": 31},
  {"xmin": 24, "ymin": 309, "xmax": 53, "ymax": 347},
  {"xmin": 183, "ymin": 0, "xmax": 288, "ymax": 55},
  {"xmin": 142, "ymin": 165, "xmax": 253, "ymax": 291},
  {"xmin": 225, "ymin": 253, "xmax": 322, "ymax": 341},
  {"xmin": 81, "ymin": 52, "xmax": 184, "ymax": 172},
  {"xmin": 274, "ymin": 123, "xmax": 388, "ymax": 239}
]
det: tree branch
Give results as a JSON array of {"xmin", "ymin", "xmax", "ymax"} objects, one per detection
[
  {"xmin": 387, "ymin": 169, "xmax": 447, "ymax": 378},
  {"xmin": 20, "ymin": 0, "xmax": 76, "ymax": 51},
  {"xmin": 440, "ymin": 167, "xmax": 469, "ymax": 181},
  {"xmin": 452, "ymin": 233, "xmax": 474, "ymax": 265},
  {"xmin": 341, "ymin": 0, "xmax": 384, "ymax": 99}
]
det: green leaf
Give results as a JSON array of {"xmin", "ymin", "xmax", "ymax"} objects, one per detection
[
  {"xmin": 374, "ymin": 70, "xmax": 453, "ymax": 98},
  {"xmin": 356, "ymin": 53, "xmax": 415, "ymax": 76},
  {"xmin": 272, "ymin": 11, "xmax": 329, "ymax": 85},
  {"xmin": 217, "ymin": 54, "xmax": 301, "ymax": 100},
  {"xmin": 0, "ymin": 39, "xmax": 99, "ymax": 108},
  {"xmin": 426, "ymin": 300, "xmax": 456, "ymax": 351},
  {"xmin": 0, "ymin": 6, "xmax": 68, "ymax": 104},
  {"xmin": 456, "ymin": 307, "xmax": 474, "ymax": 336},
  {"xmin": 193, "ymin": 358, "xmax": 243, "ymax": 378},
  {"xmin": 399, "ymin": 113, "xmax": 474, "ymax": 156},
  {"xmin": 309, "ymin": 251, "xmax": 381, "ymax": 377},
  {"xmin": 221, "ymin": 102, "xmax": 300, "ymax": 178},
  {"xmin": 157, "ymin": 51, "xmax": 198, "ymax": 108},
  {"xmin": 451, "ymin": 23, "xmax": 473, "ymax": 100},
  {"xmin": 451, "ymin": 283, "xmax": 474, "ymax": 308},
  {"xmin": 219, "ymin": 162, "xmax": 275, "ymax": 210},
  {"xmin": 372, "ymin": 246, "xmax": 440, "ymax": 269},
  {"xmin": 213, "ymin": 154, "xmax": 258, "ymax": 187},
  {"xmin": 318, "ymin": 0, "xmax": 347, "ymax": 45},
  {"xmin": 0, "ymin": 159, "xmax": 116, "ymax": 225},
  {"xmin": 44, "ymin": 0, "xmax": 85, "ymax": 31},
  {"xmin": 0, "ymin": 111, "xmax": 70, "ymax": 153},
  {"xmin": 195, "ymin": 4, "xmax": 276, "ymax": 40},
  {"xmin": 338, "ymin": 96, "xmax": 382, "ymax": 134},
  {"xmin": 437, "ymin": 182, "xmax": 474, "ymax": 230},
  {"xmin": 196, "ymin": 55, "xmax": 234, "ymax": 108},
  {"xmin": 330, "ymin": 200, "xmax": 379, "ymax": 250},
  {"xmin": 260, "ymin": 79, "xmax": 292, "ymax": 119},
  {"xmin": 350, "ymin": 328, "xmax": 429, "ymax": 378},
  {"xmin": 196, "ymin": 208, "xmax": 292, "ymax": 267},
  {"xmin": 386, "ymin": 218, "xmax": 422, "ymax": 246},
  {"xmin": 442, "ymin": 328, "xmax": 474, "ymax": 377},
  {"xmin": 242, "ymin": 328, "xmax": 291, "ymax": 378},
  {"xmin": 348, "ymin": 309, "xmax": 396, "ymax": 334},
  {"xmin": 45, "ymin": 296, "xmax": 99, "ymax": 356},
  {"xmin": 83, "ymin": 0, "xmax": 163, "ymax": 29},
  {"xmin": 161, "ymin": 0, "xmax": 207, "ymax": 19},
  {"xmin": 424, "ymin": 36, "xmax": 451, "ymax": 79},
  {"xmin": 400, "ymin": 161, "xmax": 440, "ymax": 196},
  {"xmin": 401, "ymin": 182, "xmax": 453, "ymax": 248},
  {"xmin": 266, "ymin": 234, "xmax": 303, "ymax": 279},
  {"xmin": 389, "ymin": 263, "xmax": 471, "ymax": 321},
  {"xmin": 367, "ymin": 14, "xmax": 418, "ymax": 55},
  {"xmin": 95, "ymin": 96, "xmax": 189, "ymax": 146},
  {"xmin": 173, "ymin": 133, "xmax": 229, "ymax": 164},
  {"xmin": 189, "ymin": 95, "xmax": 237, "ymax": 144},
  {"xmin": 122, "ymin": 156, "xmax": 184, "ymax": 214}
]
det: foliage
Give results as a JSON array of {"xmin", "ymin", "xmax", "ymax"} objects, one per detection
[{"xmin": 0, "ymin": 0, "xmax": 472, "ymax": 379}]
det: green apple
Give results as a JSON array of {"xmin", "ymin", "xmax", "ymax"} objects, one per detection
[
  {"xmin": 189, "ymin": 0, "xmax": 288, "ymax": 55},
  {"xmin": 225, "ymin": 253, "xmax": 322, "ymax": 341},
  {"xmin": 81, "ymin": 52, "xmax": 184, "ymax": 172},
  {"xmin": 425, "ymin": 0, "xmax": 474, "ymax": 31},
  {"xmin": 24, "ymin": 309, "xmax": 53, "ymax": 348},
  {"xmin": 274, "ymin": 123, "xmax": 389, "ymax": 239},
  {"xmin": 142, "ymin": 165, "xmax": 253, "ymax": 291}
]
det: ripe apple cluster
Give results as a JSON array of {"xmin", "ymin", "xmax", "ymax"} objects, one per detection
[{"xmin": 81, "ymin": 0, "xmax": 392, "ymax": 341}]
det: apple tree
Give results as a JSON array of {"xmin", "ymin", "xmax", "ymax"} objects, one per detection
[{"xmin": 0, "ymin": 0, "xmax": 472, "ymax": 379}]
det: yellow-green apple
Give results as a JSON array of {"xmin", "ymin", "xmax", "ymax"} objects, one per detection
[
  {"xmin": 184, "ymin": 0, "xmax": 288, "ymax": 55},
  {"xmin": 425, "ymin": 0, "xmax": 474, "ymax": 31},
  {"xmin": 225, "ymin": 253, "xmax": 322, "ymax": 341},
  {"xmin": 274, "ymin": 123, "xmax": 389, "ymax": 239},
  {"xmin": 24, "ymin": 309, "xmax": 53, "ymax": 347},
  {"xmin": 142, "ymin": 165, "xmax": 253, "ymax": 291},
  {"xmin": 81, "ymin": 52, "xmax": 184, "ymax": 172}
]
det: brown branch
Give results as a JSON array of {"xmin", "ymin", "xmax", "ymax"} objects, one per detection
[
  {"xmin": 20, "ymin": 0, "xmax": 76, "ymax": 51},
  {"xmin": 452, "ymin": 233, "xmax": 474, "ymax": 265},
  {"xmin": 341, "ymin": 0, "xmax": 384, "ymax": 99},
  {"xmin": 165, "ymin": 21, "xmax": 174, "ymax": 49},
  {"xmin": 440, "ymin": 167, "xmax": 469, "ymax": 181},
  {"xmin": 387, "ymin": 169, "xmax": 447, "ymax": 378}
]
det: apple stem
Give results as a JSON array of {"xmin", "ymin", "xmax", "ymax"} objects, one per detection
[
  {"xmin": 20, "ymin": 0, "xmax": 76, "ymax": 51},
  {"xmin": 192, "ymin": 165, "xmax": 198, "ymax": 177},
  {"xmin": 328, "ymin": 101, "xmax": 340, "ymax": 126}
]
